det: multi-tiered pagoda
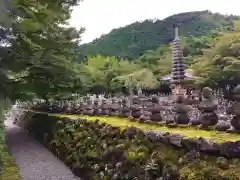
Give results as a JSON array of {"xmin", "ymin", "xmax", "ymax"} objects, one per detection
[
  {"xmin": 161, "ymin": 26, "xmax": 198, "ymax": 95},
  {"xmin": 171, "ymin": 26, "xmax": 186, "ymax": 84}
]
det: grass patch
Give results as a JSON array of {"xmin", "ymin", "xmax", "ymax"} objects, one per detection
[
  {"xmin": 0, "ymin": 119, "xmax": 21, "ymax": 179},
  {"xmin": 58, "ymin": 114, "xmax": 240, "ymax": 143},
  {"xmin": 0, "ymin": 148, "xmax": 21, "ymax": 180}
]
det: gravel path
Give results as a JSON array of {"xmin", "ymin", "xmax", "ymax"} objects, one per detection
[{"xmin": 5, "ymin": 119, "xmax": 80, "ymax": 180}]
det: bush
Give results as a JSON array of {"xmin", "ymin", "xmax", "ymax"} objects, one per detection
[{"xmin": 27, "ymin": 114, "xmax": 240, "ymax": 180}]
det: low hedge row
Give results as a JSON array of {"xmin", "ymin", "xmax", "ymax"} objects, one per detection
[
  {"xmin": 26, "ymin": 113, "xmax": 240, "ymax": 180},
  {"xmin": 0, "ymin": 119, "xmax": 21, "ymax": 180}
]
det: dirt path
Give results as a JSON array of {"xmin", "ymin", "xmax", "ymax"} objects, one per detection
[{"xmin": 5, "ymin": 119, "xmax": 80, "ymax": 180}]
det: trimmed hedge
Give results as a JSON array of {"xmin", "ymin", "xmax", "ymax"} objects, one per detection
[{"xmin": 26, "ymin": 113, "xmax": 240, "ymax": 180}]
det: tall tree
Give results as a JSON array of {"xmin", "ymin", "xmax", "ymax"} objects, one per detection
[{"xmin": 0, "ymin": 0, "xmax": 85, "ymax": 100}]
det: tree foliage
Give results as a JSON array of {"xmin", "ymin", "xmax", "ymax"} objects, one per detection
[
  {"xmin": 0, "ymin": 0, "xmax": 84, "ymax": 100},
  {"xmin": 191, "ymin": 27, "xmax": 240, "ymax": 88}
]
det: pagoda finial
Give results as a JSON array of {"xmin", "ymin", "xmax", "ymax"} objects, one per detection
[{"xmin": 174, "ymin": 26, "xmax": 179, "ymax": 40}]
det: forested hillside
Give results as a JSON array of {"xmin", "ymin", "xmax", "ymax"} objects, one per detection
[
  {"xmin": 73, "ymin": 21, "xmax": 240, "ymax": 94},
  {"xmin": 78, "ymin": 11, "xmax": 239, "ymax": 60}
]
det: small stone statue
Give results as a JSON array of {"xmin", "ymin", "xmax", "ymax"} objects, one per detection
[
  {"xmin": 93, "ymin": 99, "xmax": 100, "ymax": 115},
  {"xmin": 65, "ymin": 103, "xmax": 72, "ymax": 114},
  {"xmin": 110, "ymin": 98, "xmax": 120, "ymax": 116},
  {"xmin": 63, "ymin": 102, "xmax": 69, "ymax": 113},
  {"xmin": 227, "ymin": 85, "xmax": 240, "ymax": 132},
  {"xmin": 198, "ymin": 87, "xmax": 218, "ymax": 129},
  {"xmin": 100, "ymin": 99, "xmax": 110, "ymax": 116},
  {"xmin": 74, "ymin": 103, "xmax": 81, "ymax": 114},
  {"xmin": 139, "ymin": 97, "xmax": 152, "ymax": 122},
  {"xmin": 78, "ymin": 101, "xmax": 86, "ymax": 115},
  {"xmin": 121, "ymin": 98, "xmax": 131, "ymax": 117},
  {"xmin": 130, "ymin": 96, "xmax": 142, "ymax": 118},
  {"xmin": 173, "ymin": 95, "xmax": 189, "ymax": 124},
  {"xmin": 149, "ymin": 95, "xmax": 163, "ymax": 122},
  {"xmin": 84, "ymin": 99, "xmax": 94, "ymax": 115}
]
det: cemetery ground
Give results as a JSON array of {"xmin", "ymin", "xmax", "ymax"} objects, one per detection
[{"xmin": 2, "ymin": 86, "xmax": 240, "ymax": 180}]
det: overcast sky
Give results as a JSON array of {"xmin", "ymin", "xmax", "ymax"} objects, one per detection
[{"xmin": 70, "ymin": 0, "xmax": 240, "ymax": 43}]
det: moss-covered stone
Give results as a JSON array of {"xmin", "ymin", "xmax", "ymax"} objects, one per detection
[
  {"xmin": 59, "ymin": 114, "xmax": 240, "ymax": 143},
  {"xmin": 180, "ymin": 160, "xmax": 240, "ymax": 180},
  {"xmin": 198, "ymin": 87, "xmax": 218, "ymax": 129},
  {"xmin": 173, "ymin": 95, "xmax": 190, "ymax": 125},
  {"xmin": 24, "ymin": 113, "xmax": 240, "ymax": 180}
]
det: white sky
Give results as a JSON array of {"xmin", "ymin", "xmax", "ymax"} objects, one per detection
[{"xmin": 70, "ymin": 0, "xmax": 240, "ymax": 43}]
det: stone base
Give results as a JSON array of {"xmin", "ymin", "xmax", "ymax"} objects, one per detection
[{"xmin": 198, "ymin": 124, "xmax": 211, "ymax": 131}]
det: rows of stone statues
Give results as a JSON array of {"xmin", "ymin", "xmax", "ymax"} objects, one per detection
[{"xmin": 16, "ymin": 85, "xmax": 240, "ymax": 133}]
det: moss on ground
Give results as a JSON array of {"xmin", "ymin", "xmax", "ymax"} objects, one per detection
[
  {"xmin": 0, "ymin": 148, "xmax": 21, "ymax": 180},
  {"xmin": 58, "ymin": 114, "xmax": 240, "ymax": 143},
  {"xmin": 0, "ymin": 123, "xmax": 21, "ymax": 180},
  {"xmin": 179, "ymin": 160, "xmax": 240, "ymax": 180}
]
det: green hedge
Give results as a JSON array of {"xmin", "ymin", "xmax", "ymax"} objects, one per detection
[{"xmin": 27, "ymin": 113, "xmax": 240, "ymax": 180}]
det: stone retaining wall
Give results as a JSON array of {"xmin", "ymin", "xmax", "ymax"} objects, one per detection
[{"xmin": 145, "ymin": 130, "xmax": 240, "ymax": 158}]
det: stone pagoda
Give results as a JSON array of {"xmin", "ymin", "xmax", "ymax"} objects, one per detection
[
  {"xmin": 160, "ymin": 26, "xmax": 199, "ymax": 97},
  {"xmin": 171, "ymin": 26, "xmax": 187, "ymax": 96}
]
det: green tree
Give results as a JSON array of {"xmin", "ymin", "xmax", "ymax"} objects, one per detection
[
  {"xmin": 0, "ymin": 0, "xmax": 85, "ymax": 100},
  {"xmin": 192, "ymin": 25, "xmax": 240, "ymax": 88},
  {"xmin": 112, "ymin": 68, "xmax": 158, "ymax": 94}
]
